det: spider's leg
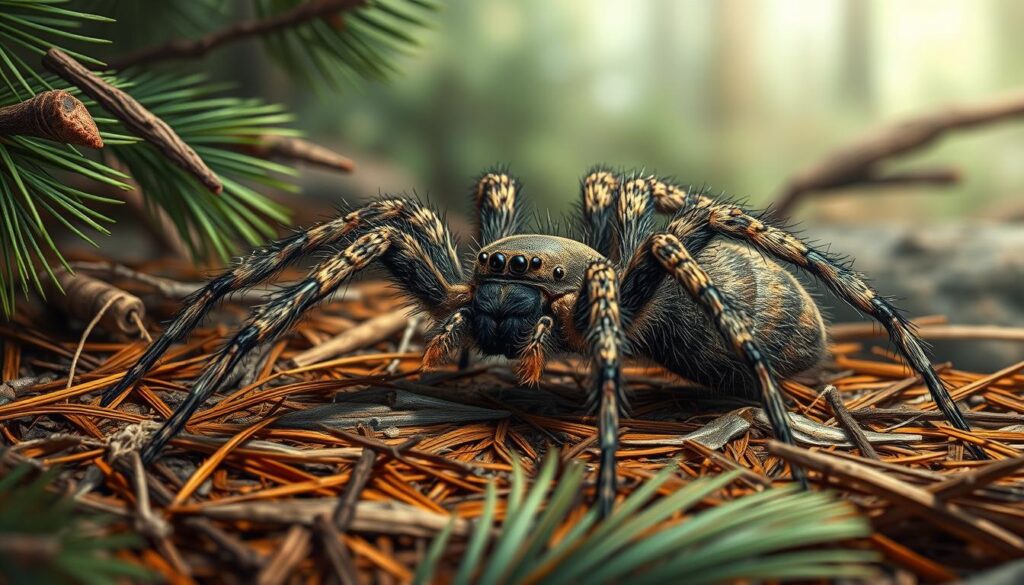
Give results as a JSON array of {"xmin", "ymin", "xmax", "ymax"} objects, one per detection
[
  {"xmin": 580, "ymin": 169, "xmax": 707, "ymax": 263},
  {"xmin": 693, "ymin": 204, "xmax": 985, "ymax": 459},
  {"xmin": 624, "ymin": 233, "xmax": 807, "ymax": 486},
  {"xmin": 561, "ymin": 260, "xmax": 626, "ymax": 518},
  {"xmin": 141, "ymin": 228, "xmax": 393, "ymax": 463},
  {"xmin": 516, "ymin": 315, "xmax": 554, "ymax": 385},
  {"xmin": 474, "ymin": 167, "xmax": 525, "ymax": 247},
  {"xmin": 646, "ymin": 176, "xmax": 715, "ymax": 213},
  {"xmin": 614, "ymin": 174, "xmax": 658, "ymax": 263},
  {"xmin": 579, "ymin": 167, "xmax": 619, "ymax": 257},
  {"xmin": 102, "ymin": 198, "xmax": 460, "ymax": 406},
  {"xmin": 141, "ymin": 224, "xmax": 470, "ymax": 464}
]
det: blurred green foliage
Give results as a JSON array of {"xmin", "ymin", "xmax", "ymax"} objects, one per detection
[{"xmin": 273, "ymin": 0, "xmax": 1024, "ymax": 220}]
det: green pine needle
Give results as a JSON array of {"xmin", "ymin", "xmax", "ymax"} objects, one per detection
[
  {"xmin": 0, "ymin": 0, "xmax": 110, "ymax": 100},
  {"xmin": 417, "ymin": 457, "xmax": 879, "ymax": 584},
  {"xmin": 256, "ymin": 0, "xmax": 440, "ymax": 91},
  {"xmin": 0, "ymin": 463, "xmax": 152, "ymax": 584},
  {"xmin": 107, "ymin": 72, "xmax": 295, "ymax": 263}
]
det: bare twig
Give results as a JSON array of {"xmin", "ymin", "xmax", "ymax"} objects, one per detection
[
  {"xmin": 43, "ymin": 48, "xmax": 222, "ymax": 194},
  {"xmin": 291, "ymin": 309, "xmax": 413, "ymax": 367},
  {"xmin": 108, "ymin": 0, "xmax": 366, "ymax": 71},
  {"xmin": 0, "ymin": 90, "xmax": 102, "ymax": 148},
  {"xmin": 769, "ymin": 441, "xmax": 1024, "ymax": 559},
  {"xmin": 246, "ymin": 135, "xmax": 355, "ymax": 174},
  {"xmin": 314, "ymin": 515, "xmax": 358, "ymax": 585},
  {"xmin": 315, "ymin": 426, "xmax": 385, "ymax": 585},
  {"xmin": 195, "ymin": 500, "xmax": 469, "ymax": 537},
  {"xmin": 69, "ymin": 260, "xmax": 361, "ymax": 303},
  {"xmin": 257, "ymin": 525, "xmax": 312, "ymax": 585},
  {"xmin": 823, "ymin": 385, "xmax": 879, "ymax": 459},
  {"xmin": 774, "ymin": 89, "xmax": 1024, "ymax": 217},
  {"xmin": 111, "ymin": 458, "xmax": 262, "ymax": 572}
]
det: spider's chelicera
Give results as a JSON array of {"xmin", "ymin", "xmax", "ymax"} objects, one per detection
[{"xmin": 103, "ymin": 166, "xmax": 982, "ymax": 517}]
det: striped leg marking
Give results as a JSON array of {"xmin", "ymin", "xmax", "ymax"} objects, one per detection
[
  {"xmin": 649, "ymin": 233, "xmax": 807, "ymax": 486},
  {"xmin": 703, "ymin": 204, "xmax": 983, "ymax": 459},
  {"xmin": 141, "ymin": 228, "xmax": 396, "ymax": 463},
  {"xmin": 104, "ymin": 198, "xmax": 461, "ymax": 406},
  {"xmin": 579, "ymin": 260, "xmax": 626, "ymax": 518},
  {"xmin": 474, "ymin": 169, "xmax": 523, "ymax": 246}
]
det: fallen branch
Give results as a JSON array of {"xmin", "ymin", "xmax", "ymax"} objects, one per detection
[
  {"xmin": 193, "ymin": 499, "xmax": 468, "ymax": 538},
  {"xmin": 43, "ymin": 48, "xmax": 222, "ymax": 194},
  {"xmin": 43, "ymin": 268, "xmax": 145, "ymax": 337},
  {"xmin": 0, "ymin": 90, "xmax": 102, "ymax": 148},
  {"xmin": 108, "ymin": 0, "xmax": 366, "ymax": 71},
  {"xmin": 69, "ymin": 260, "xmax": 361, "ymax": 304},
  {"xmin": 290, "ymin": 308, "xmax": 413, "ymax": 367},
  {"xmin": 774, "ymin": 89, "xmax": 1024, "ymax": 217},
  {"xmin": 245, "ymin": 135, "xmax": 355, "ymax": 174},
  {"xmin": 823, "ymin": 385, "xmax": 879, "ymax": 460}
]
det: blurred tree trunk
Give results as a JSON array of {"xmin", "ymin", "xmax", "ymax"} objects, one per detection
[{"xmin": 841, "ymin": 0, "xmax": 873, "ymax": 109}]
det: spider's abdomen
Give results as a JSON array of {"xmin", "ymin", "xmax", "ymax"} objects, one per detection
[{"xmin": 635, "ymin": 242, "xmax": 827, "ymax": 397}]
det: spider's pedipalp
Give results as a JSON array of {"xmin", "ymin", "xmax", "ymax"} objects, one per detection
[
  {"xmin": 516, "ymin": 315, "xmax": 554, "ymax": 385},
  {"xmin": 140, "ymin": 227, "xmax": 397, "ymax": 463},
  {"xmin": 701, "ymin": 203, "xmax": 984, "ymax": 458},
  {"xmin": 423, "ymin": 308, "xmax": 471, "ymax": 369}
]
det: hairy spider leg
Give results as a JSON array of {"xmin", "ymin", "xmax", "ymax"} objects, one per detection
[
  {"xmin": 687, "ymin": 203, "xmax": 985, "ymax": 459},
  {"xmin": 474, "ymin": 168, "xmax": 526, "ymax": 247},
  {"xmin": 579, "ymin": 167, "xmax": 619, "ymax": 257},
  {"xmin": 575, "ymin": 260, "xmax": 627, "ymax": 519},
  {"xmin": 638, "ymin": 233, "xmax": 808, "ymax": 487},
  {"xmin": 141, "ymin": 220, "xmax": 470, "ymax": 464},
  {"xmin": 580, "ymin": 169, "xmax": 711, "ymax": 263},
  {"xmin": 641, "ymin": 174, "xmax": 983, "ymax": 459},
  {"xmin": 141, "ymin": 228, "xmax": 392, "ymax": 463},
  {"xmin": 102, "ymin": 198, "xmax": 461, "ymax": 406},
  {"xmin": 614, "ymin": 174, "xmax": 658, "ymax": 264}
]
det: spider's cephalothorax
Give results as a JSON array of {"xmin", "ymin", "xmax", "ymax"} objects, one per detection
[{"xmin": 103, "ymin": 166, "xmax": 984, "ymax": 517}]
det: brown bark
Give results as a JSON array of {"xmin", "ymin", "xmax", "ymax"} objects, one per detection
[
  {"xmin": 0, "ymin": 90, "xmax": 102, "ymax": 148},
  {"xmin": 43, "ymin": 48, "xmax": 223, "ymax": 194}
]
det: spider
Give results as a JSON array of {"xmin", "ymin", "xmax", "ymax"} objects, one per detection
[{"xmin": 102, "ymin": 166, "xmax": 981, "ymax": 516}]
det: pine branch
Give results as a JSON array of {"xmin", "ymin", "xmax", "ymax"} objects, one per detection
[
  {"xmin": 0, "ymin": 90, "xmax": 102, "ymax": 149},
  {"xmin": 42, "ymin": 48, "xmax": 223, "ymax": 194},
  {"xmin": 774, "ymin": 89, "xmax": 1024, "ymax": 217},
  {"xmin": 107, "ymin": 0, "xmax": 366, "ymax": 71}
]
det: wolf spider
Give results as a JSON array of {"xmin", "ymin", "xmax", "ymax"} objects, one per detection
[{"xmin": 103, "ymin": 166, "xmax": 981, "ymax": 516}]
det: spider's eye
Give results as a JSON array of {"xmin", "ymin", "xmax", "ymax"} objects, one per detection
[
  {"xmin": 553, "ymin": 266, "xmax": 565, "ymax": 280},
  {"xmin": 478, "ymin": 252, "xmax": 489, "ymax": 264},
  {"xmin": 509, "ymin": 255, "xmax": 528, "ymax": 274},
  {"xmin": 489, "ymin": 252, "xmax": 507, "ymax": 271},
  {"xmin": 530, "ymin": 257, "xmax": 542, "ymax": 270}
]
